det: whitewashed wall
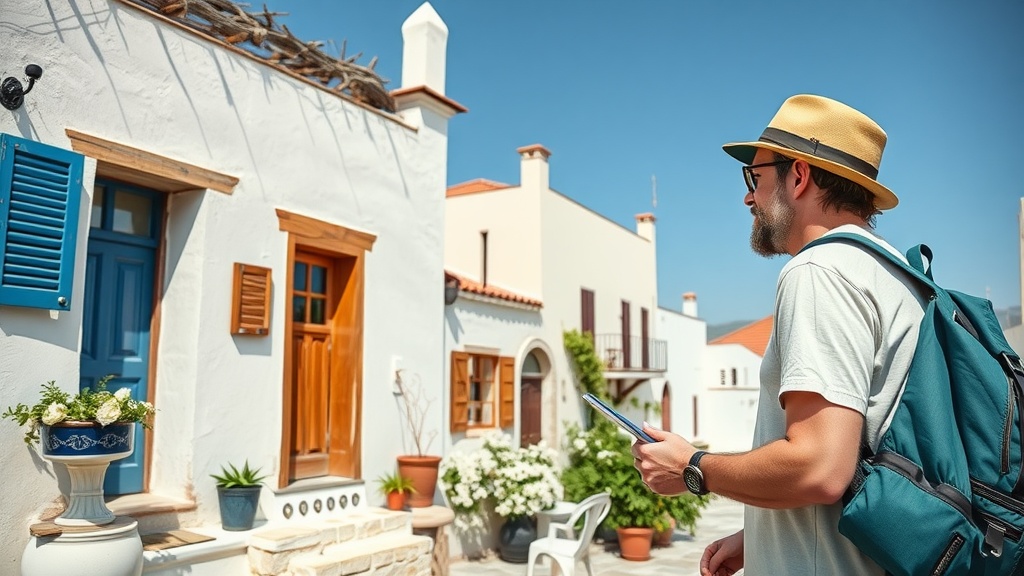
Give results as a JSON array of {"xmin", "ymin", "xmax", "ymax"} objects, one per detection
[
  {"xmin": 654, "ymin": 306, "xmax": 707, "ymax": 439},
  {"xmin": 0, "ymin": 0, "xmax": 448, "ymax": 566},
  {"xmin": 701, "ymin": 343, "xmax": 762, "ymax": 451},
  {"xmin": 444, "ymin": 185, "xmax": 543, "ymax": 298}
]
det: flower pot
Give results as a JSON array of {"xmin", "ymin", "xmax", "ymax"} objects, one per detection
[
  {"xmin": 654, "ymin": 517, "xmax": 677, "ymax": 547},
  {"xmin": 616, "ymin": 527, "xmax": 654, "ymax": 561},
  {"xmin": 396, "ymin": 455, "xmax": 441, "ymax": 508},
  {"xmin": 385, "ymin": 491, "xmax": 407, "ymax": 511},
  {"xmin": 216, "ymin": 486, "xmax": 262, "ymax": 531},
  {"xmin": 40, "ymin": 422, "xmax": 135, "ymax": 526},
  {"xmin": 498, "ymin": 515, "xmax": 537, "ymax": 563}
]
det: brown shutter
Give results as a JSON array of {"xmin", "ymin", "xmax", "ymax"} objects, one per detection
[
  {"xmin": 499, "ymin": 356, "xmax": 515, "ymax": 428},
  {"xmin": 231, "ymin": 263, "xmax": 272, "ymax": 335},
  {"xmin": 450, "ymin": 351, "xmax": 470, "ymax": 432}
]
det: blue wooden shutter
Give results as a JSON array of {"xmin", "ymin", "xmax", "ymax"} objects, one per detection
[{"xmin": 0, "ymin": 134, "xmax": 84, "ymax": 310}]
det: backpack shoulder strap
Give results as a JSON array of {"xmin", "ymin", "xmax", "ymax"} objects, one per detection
[{"xmin": 800, "ymin": 232, "xmax": 938, "ymax": 293}]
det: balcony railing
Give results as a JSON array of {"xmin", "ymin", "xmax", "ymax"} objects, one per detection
[{"xmin": 593, "ymin": 333, "xmax": 667, "ymax": 372}]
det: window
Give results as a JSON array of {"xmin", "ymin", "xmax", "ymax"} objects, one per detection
[
  {"xmin": 731, "ymin": 368, "xmax": 738, "ymax": 386},
  {"xmin": 451, "ymin": 351, "xmax": 515, "ymax": 431},
  {"xmin": 720, "ymin": 370, "xmax": 726, "ymax": 386},
  {"xmin": 581, "ymin": 288, "xmax": 595, "ymax": 336},
  {"xmin": 0, "ymin": 133, "xmax": 84, "ymax": 310}
]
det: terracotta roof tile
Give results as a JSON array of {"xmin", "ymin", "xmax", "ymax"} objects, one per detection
[
  {"xmin": 709, "ymin": 315, "xmax": 773, "ymax": 357},
  {"xmin": 446, "ymin": 179, "xmax": 512, "ymax": 197},
  {"xmin": 444, "ymin": 271, "xmax": 542, "ymax": 308}
]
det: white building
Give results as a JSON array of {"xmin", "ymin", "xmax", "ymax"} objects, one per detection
[
  {"xmin": 442, "ymin": 144, "xmax": 667, "ymax": 553},
  {"xmin": 654, "ymin": 293, "xmax": 707, "ymax": 441},
  {"xmin": 700, "ymin": 316, "xmax": 772, "ymax": 452},
  {"xmin": 1005, "ymin": 198, "xmax": 1024, "ymax": 352},
  {"xmin": 1, "ymin": 1, "xmax": 461, "ymax": 572}
]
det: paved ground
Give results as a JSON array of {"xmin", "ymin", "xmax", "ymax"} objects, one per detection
[{"xmin": 448, "ymin": 497, "xmax": 744, "ymax": 576}]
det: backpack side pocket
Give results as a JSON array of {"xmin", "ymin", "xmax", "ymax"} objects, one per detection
[{"xmin": 839, "ymin": 455, "xmax": 982, "ymax": 576}]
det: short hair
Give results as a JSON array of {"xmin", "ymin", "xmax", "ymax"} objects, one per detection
[{"xmin": 772, "ymin": 153, "xmax": 880, "ymax": 225}]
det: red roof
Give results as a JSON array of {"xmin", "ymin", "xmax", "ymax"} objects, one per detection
[
  {"xmin": 446, "ymin": 179, "xmax": 512, "ymax": 197},
  {"xmin": 709, "ymin": 315, "xmax": 773, "ymax": 357},
  {"xmin": 445, "ymin": 271, "xmax": 542, "ymax": 308}
]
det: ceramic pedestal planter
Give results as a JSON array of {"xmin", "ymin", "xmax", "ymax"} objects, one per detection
[
  {"xmin": 40, "ymin": 422, "xmax": 135, "ymax": 526},
  {"xmin": 22, "ymin": 516, "xmax": 143, "ymax": 576},
  {"xmin": 217, "ymin": 485, "xmax": 262, "ymax": 531},
  {"xmin": 498, "ymin": 516, "xmax": 537, "ymax": 563},
  {"xmin": 616, "ymin": 527, "xmax": 654, "ymax": 561},
  {"xmin": 396, "ymin": 455, "xmax": 441, "ymax": 508}
]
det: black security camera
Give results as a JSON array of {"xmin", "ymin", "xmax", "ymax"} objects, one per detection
[{"xmin": 25, "ymin": 64, "xmax": 43, "ymax": 81}]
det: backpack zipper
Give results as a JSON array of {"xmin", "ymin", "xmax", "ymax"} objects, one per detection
[
  {"xmin": 976, "ymin": 509, "xmax": 1023, "ymax": 542},
  {"xmin": 971, "ymin": 479, "xmax": 1024, "ymax": 516},
  {"xmin": 931, "ymin": 533, "xmax": 964, "ymax": 576},
  {"xmin": 1003, "ymin": 374, "xmax": 1016, "ymax": 475}
]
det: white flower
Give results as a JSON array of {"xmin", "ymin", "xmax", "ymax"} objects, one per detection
[
  {"xmin": 114, "ymin": 388, "xmax": 131, "ymax": 401},
  {"xmin": 96, "ymin": 398, "xmax": 122, "ymax": 426},
  {"xmin": 42, "ymin": 403, "xmax": 67, "ymax": 425}
]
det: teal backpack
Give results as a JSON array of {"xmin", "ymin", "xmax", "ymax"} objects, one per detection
[{"xmin": 803, "ymin": 233, "xmax": 1024, "ymax": 576}]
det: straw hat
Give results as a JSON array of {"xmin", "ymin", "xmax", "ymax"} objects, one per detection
[{"xmin": 722, "ymin": 94, "xmax": 898, "ymax": 210}]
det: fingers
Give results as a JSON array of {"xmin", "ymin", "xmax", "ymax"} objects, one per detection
[{"xmin": 641, "ymin": 421, "xmax": 670, "ymax": 441}]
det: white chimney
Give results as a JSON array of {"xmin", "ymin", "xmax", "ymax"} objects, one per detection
[
  {"xmin": 635, "ymin": 213, "xmax": 656, "ymax": 243},
  {"xmin": 682, "ymin": 292, "xmax": 698, "ymax": 317},
  {"xmin": 517, "ymin": 144, "xmax": 551, "ymax": 192},
  {"xmin": 401, "ymin": 3, "xmax": 448, "ymax": 94}
]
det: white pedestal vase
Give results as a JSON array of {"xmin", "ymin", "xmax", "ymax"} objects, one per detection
[
  {"xmin": 40, "ymin": 421, "xmax": 135, "ymax": 526},
  {"xmin": 22, "ymin": 516, "xmax": 143, "ymax": 576},
  {"xmin": 21, "ymin": 421, "xmax": 143, "ymax": 576}
]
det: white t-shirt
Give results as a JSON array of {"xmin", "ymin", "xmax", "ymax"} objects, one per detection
[{"xmin": 744, "ymin": 224, "xmax": 928, "ymax": 575}]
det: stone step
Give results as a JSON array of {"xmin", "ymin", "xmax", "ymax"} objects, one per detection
[
  {"xmin": 248, "ymin": 508, "xmax": 416, "ymax": 575},
  {"xmin": 291, "ymin": 532, "xmax": 432, "ymax": 576}
]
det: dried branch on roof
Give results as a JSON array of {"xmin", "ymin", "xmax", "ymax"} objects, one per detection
[{"xmin": 128, "ymin": 0, "xmax": 396, "ymax": 112}]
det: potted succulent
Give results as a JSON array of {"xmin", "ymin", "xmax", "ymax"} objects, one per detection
[
  {"xmin": 377, "ymin": 471, "xmax": 417, "ymax": 511},
  {"xmin": 2, "ymin": 377, "xmax": 155, "ymax": 526},
  {"xmin": 211, "ymin": 460, "xmax": 267, "ymax": 531}
]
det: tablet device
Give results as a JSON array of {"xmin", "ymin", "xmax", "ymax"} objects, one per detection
[{"xmin": 582, "ymin": 392, "xmax": 656, "ymax": 443}]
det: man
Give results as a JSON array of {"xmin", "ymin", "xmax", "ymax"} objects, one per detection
[{"xmin": 632, "ymin": 94, "xmax": 927, "ymax": 575}]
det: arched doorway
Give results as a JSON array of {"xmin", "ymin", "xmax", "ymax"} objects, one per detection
[{"xmin": 520, "ymin": 350, "xmax": 546, "ymax": 446}]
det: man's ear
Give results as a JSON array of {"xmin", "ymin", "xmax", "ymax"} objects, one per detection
[{"xmin": 791, "ymin": 160, "xmax": 812, "ymax": 198}]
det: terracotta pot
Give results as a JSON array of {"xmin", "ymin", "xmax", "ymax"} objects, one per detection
[
  {"xmin": 396, "ymin": 455, "xmax": 441, "ymax": 508},
  {"xmin": 386, "ymin": 491, "xmax": 407, "ymax": 511},
  {"xmin": 616, "ymin": 527, "xmax": 654, "ymax": 561},
  {"xmin": 654, "ymin": 517, "xmax": 676, "ymax": 547}
]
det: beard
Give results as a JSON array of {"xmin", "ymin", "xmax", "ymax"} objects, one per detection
[{"xmin": 749, "ymin": 181, "xmax": 795, "ymax": 257}]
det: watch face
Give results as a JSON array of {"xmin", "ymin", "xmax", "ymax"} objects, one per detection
[{"xmin": 683, "ymin": 466, "xmax": 705, "ymax": 495}]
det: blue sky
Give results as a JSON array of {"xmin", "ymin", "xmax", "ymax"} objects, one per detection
[{"xmin": 271, "ymin": 0, "xmax": 1023, "ymax": 326}]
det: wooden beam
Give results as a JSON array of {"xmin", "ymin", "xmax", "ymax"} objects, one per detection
[
  {"xmin": 65, "ymin": 129, "xmax": 239, "ymax": 194},
  {"xmin": 276, "ymin": 209, "xmax": 377, "ymax": 255}
]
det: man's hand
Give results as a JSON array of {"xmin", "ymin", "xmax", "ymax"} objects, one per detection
[
  {"xmin": 701, "ymin": 529, "xmax": 744, "ymax": 576},
  {"xmin": 630, "ymin": 423, "xmax": 695, "ymax": 496}
]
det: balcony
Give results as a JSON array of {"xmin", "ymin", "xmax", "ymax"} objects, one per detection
[{"xmin": 593, "ymin": 333, "xmax": 667, "ymax": 373}]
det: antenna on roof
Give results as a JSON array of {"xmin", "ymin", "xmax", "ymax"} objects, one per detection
[{"xmin": 651, "ymin": 174, "xmax": 657, "ymax": 209}]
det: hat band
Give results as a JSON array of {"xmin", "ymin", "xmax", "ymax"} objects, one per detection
[{"xmin": 758, "ymin": 127, "xmax": 879, "ymax": 180}]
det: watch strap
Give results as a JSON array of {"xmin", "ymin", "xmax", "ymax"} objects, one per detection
[{"xmin": 689, "ymin": 450, "xmax": 707, "ymax": 469}]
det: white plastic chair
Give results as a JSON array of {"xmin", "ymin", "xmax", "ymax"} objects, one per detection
[{"xmin": 525, "ymin": 492, "xmax": 612, "ymax": 576}]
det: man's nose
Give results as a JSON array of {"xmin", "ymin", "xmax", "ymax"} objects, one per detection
[{"xmin": 744, "ymin": 191, "xmax": 755, "ymax": 207}]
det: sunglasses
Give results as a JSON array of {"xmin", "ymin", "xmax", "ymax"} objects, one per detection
[{"xmin": 742, "ymin": 159, "xmax": 794, "ymax": 194}]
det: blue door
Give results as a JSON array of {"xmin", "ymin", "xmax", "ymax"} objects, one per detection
[{"xmin": 81, "ymin": 180, "xmax": 162, "ymax": 495}]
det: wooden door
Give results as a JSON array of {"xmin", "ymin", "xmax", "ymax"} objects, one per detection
[
  {"xmin": 289, "ymin": 252, "xmax": 333, "ymax": 479},
  {"xmin": 520, "ymin": 376, "xmax": 542, "ymax": 446}
]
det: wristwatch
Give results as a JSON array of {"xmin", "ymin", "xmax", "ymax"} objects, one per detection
[{"xmin": 683, "ymin": 451, "xmax": 709, "ymax": 495}]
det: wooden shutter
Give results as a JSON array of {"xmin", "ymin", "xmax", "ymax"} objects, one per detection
[
  {"xmin": 231, "ymin": 263, "xmax": 272, "ymax": 335},
  {"xmin": 450, "ymin": 351, "xmax": 469, "ymax": 432},
  {"xmin": 581, "ymin": 288, "xmax": 595, "ymax": 337},
  {"xmin": 0, "ymin": 134, "xmax": 84, "ymax": 310},
  {"xmin": 499, "ymin": 356, "xmax": 515, "ymax": 428}
]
